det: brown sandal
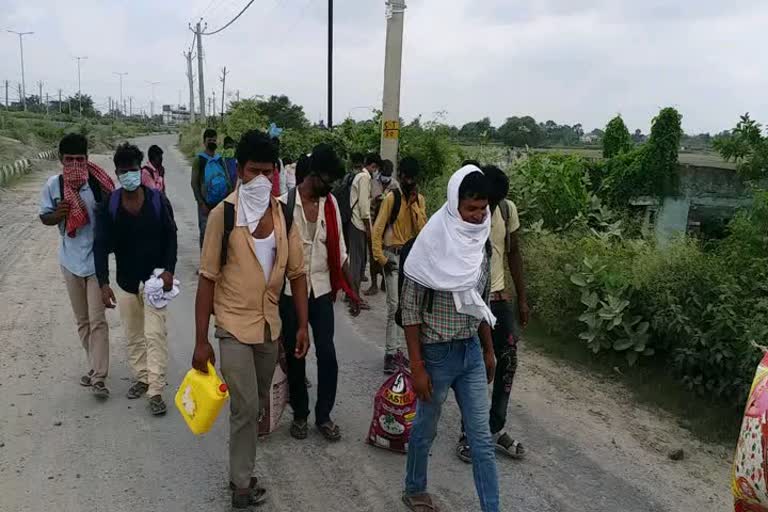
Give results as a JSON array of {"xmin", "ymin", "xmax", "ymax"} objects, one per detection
[
  {"xmin": 316, "ymin": 421, "xmax": 341, "ymax": 442},
  {"xmin": 402, "ymin": 493, "xmax": 440, "ymax": 511}
]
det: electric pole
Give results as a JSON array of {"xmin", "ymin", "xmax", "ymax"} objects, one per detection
[
  {"xmin": 45, "ymin": 92, "xmax": 49, "ymax": 116},
  {"xmin": 194, "ymin": 21, "xmax": 206, "ymax": 118},
  {"xmin": 123, "ymin": 99, "xmax": 127, "ymax": 117},
  {"xmin": 4, "ymin": 81, "xmax": 8, "ymax": 109},
  {"xmin": 327, "ymin": 0, "xmax": 333, "ymax": 128},
  {"xmin": 74, "ymin": 56, "xmax": 87, "ymax": 115},
  {"xmin": 212, "ymin": 90, "xmax": 217, "ymax": 117},
  {"xmin": 58, "ymin": 89, "xmax": 62, "ymax": 113},
  {"xmin": 113, "ymin": 72, "xmax": 127, "ymax": 117},
  {"xmin": 147, "ymin": 81, "xmax": 160, "ymax": 118},
  {"xmin": 184, "ymin": 50, "xmax": 196, "ymax": 122},
  {"xmin": 108, "ymin": 96, "xmax": 112, "ymax": 117},
  {"xmin": 17, "ymin": 84, "xmax": 22, "ymax": 108},
  {"xmin": 129, "ymin": 96, "xmax": 133, "ymax": 117},
  {"xmin": 37, "ymin": 80, "xmax": 43, "ymax": 103},
  {"xmin": 219, "ymin": 67, "xmax": 228, "ymax": 119},
  {"xmin": 380, "ymin": 0, "xmax": 407, "ymax": 167},
  {"xmin": 7, "ymin": 30, "xmax": 33, "ymax": 111},
  {"xmin": 236, "ymin": 90, "xmax": 240, "ymax": 102}
]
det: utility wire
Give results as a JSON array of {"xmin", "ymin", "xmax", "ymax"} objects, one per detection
[{"xmin": 201, "ymin": 0, "xmax": 256, "ymax": 35}]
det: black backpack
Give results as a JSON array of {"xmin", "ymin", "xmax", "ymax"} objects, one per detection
[
  {"xmin": 220, "ymin": 188, "xmax": 296, "ymax": 268},
  {"xmin": 394, "ymin": 238, "xmax": 492, "ymax": 328},
  {"xmin": 333, "ymin": 173, "xmax": 357, "ymax": 226}
]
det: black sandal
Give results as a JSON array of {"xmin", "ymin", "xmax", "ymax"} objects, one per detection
[
  {"xmin": 495, "ymin": 432, "xmax": 526, "ymax": 459},
  {"xmin": 290, "ymin": 419, "xmax": 309, "ymax": 440},
  {"xmin": 316, "ymin": 421, "xmax": 341, "ymax": 442}
]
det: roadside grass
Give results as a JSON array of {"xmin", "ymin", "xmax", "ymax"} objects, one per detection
[{"xmin": 523, "ymin": 319, "xmax": 741, "ymax": 446}]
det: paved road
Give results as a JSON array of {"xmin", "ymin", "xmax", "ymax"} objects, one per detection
[{"xmin": 0, "ymin": 134, "xmax": 730, "ymax": 511}]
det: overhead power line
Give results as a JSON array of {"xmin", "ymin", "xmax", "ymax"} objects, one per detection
[{"xmin": 201, "ymin": 0, "xmax": 256, "ymax": 35}]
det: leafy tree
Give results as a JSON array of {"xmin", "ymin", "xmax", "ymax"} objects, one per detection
[
  {"xmin": 254, "ymin": 95, "xmax": 309, "ymax": 130},
  {"xmin": 714, "ymin": 113, "xmax": 768, "ymax": 180},
  {"xmin": 458, "ymin": 117, "xmax": 495, "ymax": 141},
  {"xmin": 68, "ymin": 93, "xmax": 97, "ymax": 117},
  {"xmin": 498, "ymin": 116, "xmax": 543, "ymax": 148},
  {"xmin": 631, "ymin": 129, "xmax": 645, "ymax": 144},
  {"xmin": 224, "ymin": 99, "xmax": 268, "ymax": 141},
  {"xmin": 602, "ymin": 115, "xmax": 632, "ymax": 158}
]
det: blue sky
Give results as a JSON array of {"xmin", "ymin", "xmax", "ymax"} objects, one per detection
[{"xmin": 2, "ymin": 0, "xmax": 767, "ymax": 133}]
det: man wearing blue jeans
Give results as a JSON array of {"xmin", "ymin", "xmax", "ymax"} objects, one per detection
[{"xmin": 400, "ymin": 166, "xmax": 500, "ymax": 512}]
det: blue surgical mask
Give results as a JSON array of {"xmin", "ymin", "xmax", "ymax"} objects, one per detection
[{"xmin": 118, "ymin": 170, "xmax": 141, "ymax": 192}]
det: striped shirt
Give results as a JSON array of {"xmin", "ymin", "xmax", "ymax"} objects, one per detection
[{"xmin": 400, "ymin": 255, "xmax": 491, "ymax": 344}]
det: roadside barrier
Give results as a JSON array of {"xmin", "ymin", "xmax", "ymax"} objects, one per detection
[{"xmin": 0, "ymin": 150, "xmax": 56, "ymax": 187}]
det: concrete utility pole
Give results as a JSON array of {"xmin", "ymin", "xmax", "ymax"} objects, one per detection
[
  {"xmin": 380, "ymin": 0, "xmax": 407, "ymax": 168},
  {"xmin": 8, "ymin": 30, "xmax": 33, "ymax": 111},
  {"xmin": 327, "ymin": 0, "xmax": 333, "ymax": 128},
  {"xmin": 195, "ymin": 21, "xmax": 206, "ymax": 118},
  {"xmin": 4, "ymin": 81, "xmax": 8, "ymax": 109},
  {"xmin": 74, "ymin": 56, "xmax": 87, "ymax": 115},
  {"xmin": 113, "ymin": 72, "xmax": 127, "ymax": 117},
  {"xmin": 184, "ymin": 50, "xmax": 196, "ymax": 122},
  {"xmin": 219, "ymin": 67, "xmax": 228, "ymax": 119},
  {"xmin": 129, "ymin": 96, "xmax": 133, "ymax": 117},
  {"xmin": 37, "ymin": 80, "xmax": 43, "ymax": 103},
  {"xmin": 147, "ymin": 81, "xmax": 160, "ymax": 118},
  {"xmin": 108, "ymin": 96, "xmax": 112, "ymax": 116},
  {"xmin": 45, "ymin": 92, "xmax": 49, "ymax": 116},
  {"xmin": 17, "ymin": 84, "xmax": 22, "ymax": 107},
  {"xmin": 212, "ymin": 90, "xmax": 217, "ymax": 117},
  {"xmin": 58, "ymin": 89, "xmax": 62, "ymax": 113}
]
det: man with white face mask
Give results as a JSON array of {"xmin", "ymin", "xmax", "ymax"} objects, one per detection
[
  {"xmin": 194, "ymin": 130, "xmax": 308, "ymax": 509},
  {"xmin": 94, "ymin": 143, "xmax": 178, "ymax": 416}
]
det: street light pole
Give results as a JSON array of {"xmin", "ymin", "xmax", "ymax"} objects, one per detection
[
  {"xmin": 327, "ymin": 0, "xmax": 333, "ymax": 129},
  {"xmin": 113, "ymin": 72, "xmax": 127, "ymax": 117},
  {"xmin": 74, "ymin": 56, "xmax": 88, "ymax": 115},
  {"xmin": 7, "ymin": 30, "xmax": 33, "ymax": 111}
]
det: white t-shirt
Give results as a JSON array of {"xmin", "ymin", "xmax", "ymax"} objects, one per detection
[{"xmin": 253, "ymin": 231, "xmax": 276, "ymax": 283}]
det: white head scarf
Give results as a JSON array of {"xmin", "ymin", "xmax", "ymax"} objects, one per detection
[
  {"xmin": 403, "ymin": 165, "xmax": 496, "ymax": 327},
  {"xmin": 236, "ymin": 175, "xmax": 273, "ymax": 233}
]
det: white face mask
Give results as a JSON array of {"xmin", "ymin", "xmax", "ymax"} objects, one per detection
[{"xmin": 237, "ymin": 175, "xmax": 272, "ymax": 228}]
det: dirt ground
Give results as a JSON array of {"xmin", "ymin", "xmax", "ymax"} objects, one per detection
[{"xmin": 0, "ymin": 134, "xmax": 733, "ymax": 511}]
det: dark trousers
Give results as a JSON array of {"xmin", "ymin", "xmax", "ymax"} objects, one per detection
[
  {"xmin": 279, "ymin": 292, "xmax": 338, "ymax": 425},
  {"xmin": 488, "ymin": 299, "xmax": 520, "ymax": 434},
  {"xmin": 461, "ymin": 299, "xmax": 520, "ymax": 437},
  {"xmin": 197, "ymin": 206, "xmax": 209, "ymax": 250}
]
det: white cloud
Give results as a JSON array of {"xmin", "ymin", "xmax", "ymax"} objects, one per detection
[{"xmin": 1, "ymin": 0, "xmax": 767, "ymax": 133}]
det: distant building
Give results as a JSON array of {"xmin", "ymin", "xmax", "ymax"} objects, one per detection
[
  {"xmin": 162, "ymin": 105, "xmax": 191, "ymax": 125},
  {"xmin": 580, "ymin": 133, "xmax": 600, "ymax": 144}
]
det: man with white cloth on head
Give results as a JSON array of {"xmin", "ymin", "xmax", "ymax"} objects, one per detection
[{"xmin": 400, "ymin": 165, "xmax": 500, "ymax": 512}]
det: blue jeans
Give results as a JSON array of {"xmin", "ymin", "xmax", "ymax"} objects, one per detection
[{"xmin": 404, "ymin": 337, "xmax": 499, "ymax": 512}]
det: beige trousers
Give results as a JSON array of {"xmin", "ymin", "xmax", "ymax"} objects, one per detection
[
  {"xmin": 117, "ymin": 286, "xmax": 169, "ymax": 397},
  {"xmin": 61, "ymin": 266, "xmax": 110, "ymax": 384},
  {"xmin": 217, "ymin": 327, "xmax": 278, "ymax": 489}
]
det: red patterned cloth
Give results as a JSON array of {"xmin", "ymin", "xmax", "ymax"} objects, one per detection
[
  {"xmin": 62, "ymin": 161, "xmax": 115, "ymax": 237},
  {"xmin": 271, "ymin": 168, "xmax": 281, "ymax": 197},
  {"xmin": 325, "ymin": 195, "xmax": 360, "ymax": 305}
]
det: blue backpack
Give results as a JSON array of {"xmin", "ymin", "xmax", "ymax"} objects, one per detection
[{"xmin": 198, "ymin": 153, "xmax": 232, "ymax": 207}]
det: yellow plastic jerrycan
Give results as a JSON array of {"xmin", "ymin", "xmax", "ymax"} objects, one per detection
[{"xmin": 175, "ymin": 362, "xmax": 229, "ymax": 435}]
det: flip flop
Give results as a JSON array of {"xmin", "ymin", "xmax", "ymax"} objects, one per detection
[
  {"xmin": 316, "ymin": 421, "xmax": 341, "ymax": 442},
  {"xmin": 402, "ymin": 493, "xmax": 440, "ymax": 511}
]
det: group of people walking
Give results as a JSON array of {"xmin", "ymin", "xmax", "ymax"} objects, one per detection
[{"xmin": 43, "ymin": 126, "xmax": 529, "ymax": 512}]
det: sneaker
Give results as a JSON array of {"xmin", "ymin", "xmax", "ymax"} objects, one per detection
[
  {"xmin": 232, "ymin": 487, "xmax": 267, "ymax": 509},
  {"xmin": 148, "ymin": 395, "xmax": 167, "ymax": 416},
  {"xmin": 126, "ymin": 381, "xmax": 149, "ymax": 400},
  {"xmin": 384, "ymin": 355, "xmax": 396, "ymax": 374},
  {"xmin": 92, "ymin": 381, "xmax": 110, "ymax": 399},
  {"xmin": 456, "ymin": 437, "xmax": 472, "ymax": 464},
  {"xmin": 80, "ymin": 370, "xmax": 94, "ymax": 387}
]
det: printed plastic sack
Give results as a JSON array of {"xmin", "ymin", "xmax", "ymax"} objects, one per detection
[
  {"xmin": 258, "ymin": 340, "xmax": 289, "ymax": 436},
  {"xmin": 733, "ymin": 351, "xmax": 768, "ymax": 511},
  {"xmin": 367, "ymin": 353, "xmax": 417, "ymax": 454}
]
